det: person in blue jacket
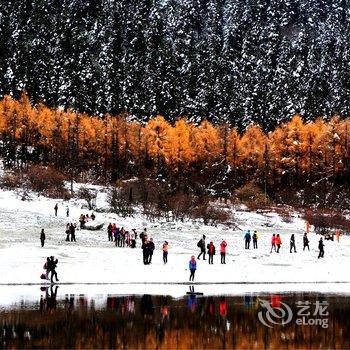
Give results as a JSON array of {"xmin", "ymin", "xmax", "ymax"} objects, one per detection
[
  {"xmin": 244, "ymin": 230, "xmax": 251, "ymax": 249},
  {"xmin": 189, "ymin": 255, "xmax": 197, "ymax": 281}
]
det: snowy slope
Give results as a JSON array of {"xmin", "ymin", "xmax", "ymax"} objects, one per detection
[{"xmin": 0, "ymin": 185, "xmax": 349, "ymax": 290}]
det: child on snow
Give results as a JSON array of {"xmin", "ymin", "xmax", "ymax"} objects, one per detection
[{"xmin": 189, "ymin": 256, "xmax": 197, "ymax": 281}]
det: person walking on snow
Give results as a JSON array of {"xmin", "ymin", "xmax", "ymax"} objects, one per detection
[
  {"xmin": 290, "ymin": 234, "xmax": 297, "ymax": 253},
  {"xmin": 197, "ymin": 235, "xmax": 206, "ymax": 260},
  {"xmin": 318, "ymin": 237, "xmax": 325, "ymax": 258},
  {"xmin": 303, "ymin": 233, "xmax": 310, "ymax": 251},
  {"xmin": 244, "ymin": 230, "xmax": 251, "ymax": 249},
  {"xmin": 40, "ymin": 229, "xmax": 46, "ymax": 247},
  {"xmin": 207, "ymin": 241, "xmax": 216, "ymax": 264},
  {"xmin": 252, "ymin": 231, "xmax": 258, "ymax": 249},
  {"xmin": 189, "ymin": 256, "xmax": 197, "ymax": 281},
  {"xmin": 270, "ymin": 234, "xmax": 276, "ymax": 253},
  {"xmin": 163, "ymin": 241, "xmax": 169, "ymax": 264},
  {"xmin": 54, "ymin": 203, "xmax": 58, "ymax": 216},
  {"xmin": 66, "ymin": 206, "xmax": 69, "ymax": 217},
  {"xmin": 220, "ymin": 240, "xmax": 227, "ymax": 264},
  {"xmin": 275, "ymin": 234, "xmax": 282, "ymax": 253}
]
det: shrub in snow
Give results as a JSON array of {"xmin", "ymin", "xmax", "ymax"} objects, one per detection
[
  {"xmin": 26, "ymin": 165, "xmax": 69, "ymax": 198},
  {"xmin": 303, "ymin": 210, "xmax": 350, "ymax": 234},
  {"xmin": 0, "ymin": 172, "xmax": 22, "ymax": 189},
  {"xmin": 108, "ymin": 187, "xmax": 134, "ymax": 217},
  {"xmin": 77, "ymin": 187, "xmax": 96, "ymax": 210},
  {"xmin": 235, "ymin": 182, "xmax": 271, "ymax": 210}
]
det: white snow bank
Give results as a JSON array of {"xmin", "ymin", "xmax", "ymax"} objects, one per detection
[{"xmin": 0, "ymin": 186, "xmax": 349, "ymax": 290}]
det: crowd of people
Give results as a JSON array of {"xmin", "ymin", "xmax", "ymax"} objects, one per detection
[
  {"xmin": 79, "ymin": 213, "xmax": 96, "ymax": 229},
  {"xmin": 189, "ymin": 230, "xmax": 331, "ymax": 281},
  {"xmin": 39, "ymin": 208, "xmax": 340, "ymax": 284}
]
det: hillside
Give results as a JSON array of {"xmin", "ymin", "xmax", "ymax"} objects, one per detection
[{"xmin": 0, "ymin": 0, "xmax": 349, "ymax": 128}]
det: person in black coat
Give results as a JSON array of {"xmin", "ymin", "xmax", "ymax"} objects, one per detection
[
  {"xmin": 48, "ymin": 256, "xmax": 59, "ymax": 282},
  {"xmin": 147, "ymin": 238, "xmax": 155, "ymax": 264},
  {"xmin": 197, "ymin": 235, "xmax": 206, "ymax": 260},
  {"xmin": 303, "ymin": 233, "xmax": 310, "ymax": 251},
  {"xmin": 318, "ymin": 237, "xmax": 325, "ymax": 258},
  {"xmin": 40, "ymin": 229, "xmax": 46, "ymax": 247},
  {"xmin": 290, "ymin": 234, "xmax": 297, "ymax": 253},
  {"xmin": 107, "ymin": 223, "xmax": 113, "ymax": 241},
  {"xmin": 142, "ymin": 240, "xmax": 149, "ymax": 265},
  {"xmin": 70, "ymin": 223, "xmax": 76, "ymax": 242}
]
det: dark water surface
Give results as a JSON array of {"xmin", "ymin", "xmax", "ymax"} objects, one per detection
[{"xmin": 0, "ymin": 288, "xmax": 349, "ymax": 349}]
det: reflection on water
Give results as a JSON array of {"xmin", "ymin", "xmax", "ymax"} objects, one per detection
[{"xmin": 1, "ymin": 287, "xmax": 350, "ymax": 349}]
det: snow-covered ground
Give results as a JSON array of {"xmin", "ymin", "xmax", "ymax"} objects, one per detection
[{"xmin": 0, "ymin": 182, "xmax": 349, "ymax": 303}]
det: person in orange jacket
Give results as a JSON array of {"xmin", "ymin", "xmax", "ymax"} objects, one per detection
[
  {"xmin": 335, "ymin": 230, "xmax": 341, "ymax": 243},
  {"xmin": 220, "ymin": 240, "xmax": 227, "ymax": 264},
  {"xmin": 275, "ymin": 234, "xmax": 282, "ymax": 253}
]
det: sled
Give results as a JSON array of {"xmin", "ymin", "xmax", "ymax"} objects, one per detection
[{"xmin": 84, "ymin": 222, "xmax": 104, "ymax": 230}]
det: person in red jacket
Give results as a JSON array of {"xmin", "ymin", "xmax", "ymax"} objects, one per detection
[
  {"xmin": 270, "ymin": 234, "xmax": 276, "ymax": 253},
  {"xmin": 220, "ymin": 240, "xmax": 227, "ymax": 264},
  {"xmin": 207, "ymin": 241, "xmax": 216, "ymax": 264}
]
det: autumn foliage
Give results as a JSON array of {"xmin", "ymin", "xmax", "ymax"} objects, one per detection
[{"xmin": 0, "ymin": 94, "xmax": 350, "ymax": 203}]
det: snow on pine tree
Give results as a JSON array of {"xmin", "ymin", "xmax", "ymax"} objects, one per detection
[{"xmin": 0, "ymin": 0, "xmax": 350, "ymax": 129}]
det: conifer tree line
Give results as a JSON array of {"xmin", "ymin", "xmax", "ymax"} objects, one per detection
[
  {"xmin": 0, "ymin": 94, "xmax": 349, "ymax": 197},
  {"xmin": 0, "ymin": 0, "xmax": 350, "ymax": 129}
]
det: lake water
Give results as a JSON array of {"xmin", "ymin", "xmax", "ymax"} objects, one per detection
[{"xmin": 0, "ymin": 287, "xmax": 349, "ymax": 349}]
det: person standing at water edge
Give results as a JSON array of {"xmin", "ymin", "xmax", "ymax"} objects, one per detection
[
  {"xmin": 220, "ymin": 240, "xmax": 227, "ymax": 264},
  {"xmin": 244, "ymin": 230, "xmax": 251, "ymax": 249},
  {"xmin": 207, "ymin": 241, "xmax": 216, "ymax": 264},
  {"xmin": 197, "ymin": 235, "xmax": 206, "ymax": 260},
  {"xmin": 54, "ymin": 203, "xmax": 58, "ymax": 216},
  {"xmin": 303, "ymin": 233, "xmax": 310, "ymax": 251},
  {"xmin": 276, "ymin": 234, "xmax": 282, "ymax": 252},
  {"xmin": 163, "ymin": 241, "xmax": 168, "ymax": 264},
  {"xmin": 318, "ymin": 237, "xmax": 325, "ymax": 258},
  {"xmin": 40, "ymin": 228, "xmax": 46, "ymax": 247},
  {"xmin": 189, "ymin": 256, "xmax": 197, "ymax": 281},
  {"xmin": 290, "ymin": 234, "xmax": 297, "ymax": 253},
  {"xmin": 270, "ymin": 234, "xmax": 276, "ymax": 253},
  {"xmin": 48, "ymin": 256, "xmax": 59, "ymax": 283}
]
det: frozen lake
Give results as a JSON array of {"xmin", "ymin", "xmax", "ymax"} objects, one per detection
[{"xmin": 0, "ymin": 286, "xmax": 349, "ymax": 349}]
